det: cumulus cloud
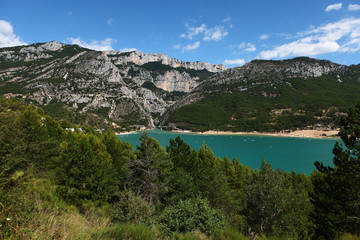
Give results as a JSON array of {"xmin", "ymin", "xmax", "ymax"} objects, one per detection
[
  {"xmin": 258, "ymin": 17, "xmax": 360, "ymax": 59},
  {"xmin": 180, "ymin": 24, "xmax": 206, "ymax": 40},
  {"xmin": 348, "ymin": 4, "xmax": 360, "ymax": 11},
  {"xmin": 0, "ymin": 20, "xmax": 27, "ymax": 48},
  {"xmin": 182, "ymin": 41, "xmax": 201, "ymax": 51},
  {"xmin": 67, "ymin": 37, "xmax": 116, "ymax": 51},
  {"xmin": 180, "ymin": 23, "xmax": 229, "ymax": 42},
  {"xmin": 239, "ymin": 42, "xmax": 257, "ymax": 52},
  {"xmin": 259, "ymin": 34, "xmax": 269, "ymax": 40},
  {"xmin": 204, "ymin": 26, "xmax": 228, "ymax": 41},
  {"xmin": 223, "ymin": 58, "xmax": 246, "ymax": 66},
  {"xmin": 325, "ymin": 3, "xmax": 342, "ymax": 12},
  {"xmin": 119, "ymin": 48, "xmax": 137, "ymax": 52}
]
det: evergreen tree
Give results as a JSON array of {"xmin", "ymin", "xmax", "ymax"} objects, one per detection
[
  {"xmin": 312, "ymin": 102, "xmax": 360, "ymax": 239},
  {"xmin": 165, "ymin": 136, "xmax": 198, "ymax": 204},
  {"xmin": 129, "ymin": 132, "xmax": 173, "ymax": 205},
  {"xmin": 101, "ymin": 129, "xmax": 135, "ymax": 189},
  {"xmin": 245, "ymin": 161, "xmax": 312, "ymax": 238},
  {"xmin": 57, "ymin": 132, "xmax": 116, "ymax": 206}
]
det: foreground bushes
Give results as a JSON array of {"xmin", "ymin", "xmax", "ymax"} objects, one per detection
[{"xmin": 157, "ymin": 197, "xmax": 228, "ymax": 236}]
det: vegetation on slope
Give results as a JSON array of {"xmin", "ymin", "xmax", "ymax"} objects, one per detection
[
  {"xmin": 0, "ymin": 96, "xmax": 359, "ymax": 239},
  {"xmin": 168, "ymin": 74, "xmax": 360, "ymax": 132}
]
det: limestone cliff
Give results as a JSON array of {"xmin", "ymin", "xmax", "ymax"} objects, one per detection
[{"xmin": 0, "ymin": 41, "xmax": 225, "ymax": 129}]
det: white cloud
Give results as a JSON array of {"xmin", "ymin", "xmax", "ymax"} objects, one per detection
[
  {"xmin": 173, "ymin": 44, "xmax": 181, "ymax": 50},
  {"xmin": 107, "ymin": 18, "xmax": 114, "ymax": 26},
  {"xmin": 0, "ymin": 20, "xmax": 27, "ymax": 48},
  {"xmin": 120, "ymin": 48, "xmax": 137, "ymax": 52},
  {"xmin": 67, "ymin": 37, "xmax": 116, "ymax": 51},
  {"xmin": 180, "ymin": 24, "xmax": 206, "ymax": 40},
  {"xmin": 203, "ymin": 26, "xmax": 228, "ymax": 41},
  {"xmin": 238, "ymin": 42, "xmax": 257, "ymax": 52},
  {"xmin": 325, "ymin": 3, "xmax": 342, "ymax": 12},
  {"xmin": 182, "ymin": 41, "xmax": 201, "ymax": 51},
  {"xmin": 223, "ymin": 17, "xmax": 231, "ymax": 23},
  {"xmin": 258, "ymin": 17, "xmax": 360, "ymax": 59},
  {"xmin": 223, "ymin": 58, "xmax": 246, "ymax": 66},
  {"xmin": 348, "ymin": 4, "xmax": 360, "ymax": 11},
  {"xmin": 259, "ymin": 34, "xmax": 269, "ymax": 40},
  {"xmin": 180, "ymin": 23, "xmax": 229, "ymax": 42}
]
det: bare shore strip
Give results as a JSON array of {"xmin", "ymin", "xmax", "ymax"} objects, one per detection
[
  {"xmin": 171, "ymin": 129, "xmax": 339, "ymax": 139},
  {"xmin": 117, "ymin": 129, "xmax": 339, "ymax": 139}
]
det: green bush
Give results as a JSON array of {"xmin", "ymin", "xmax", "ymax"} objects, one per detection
[
  {"xmin": 112, "ymin": 190, "xmax": 155, "ymax": 225},
  {"xmin": 157, "ymin": 197, "xmax": 228, "ymax": 236}
]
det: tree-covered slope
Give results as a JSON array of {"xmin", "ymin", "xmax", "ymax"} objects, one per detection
[{"xmin": 162, "ymin": 58, "xmax": 360, "ymax": 132}]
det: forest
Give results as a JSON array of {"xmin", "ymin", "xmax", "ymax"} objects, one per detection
[{"xmin": 0, "ymin": 96, "xmax": 359, "ymax": 240}]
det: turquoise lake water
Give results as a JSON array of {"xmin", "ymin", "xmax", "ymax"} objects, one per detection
[{"xmin": 118, "ymin": 130, "xmax": 341, "ymax": 175}]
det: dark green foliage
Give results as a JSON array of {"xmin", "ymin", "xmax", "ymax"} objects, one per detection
[
  {"xmin": 41, "ymin": 101, "xmax": 110, "ymax": 129},
  {"xmin": 140, "ymin": 61, "xmax": 174, "ymax": 72},
  {"xmin": 157, "ymin": 197, "xmax": 228, "ymax": 236},
  {"xmin": 112, "ymin": 190, "xmax": 155, "ymax": 225},
  {"xmin": 312, "ymin": 102, "xmax": 360, "ymax": 239},
  {"xmin": 2, "ymin": 96, "xmax": 360, "ymax": 239},
  {"xmin": 168, "ymin": 74, "xmax": 360, "ymax": 132},
  {"xmin": 128, "ymin": 133, "xmax": 173, "ymax": 205},
  {"xmin": 244, "ymin": 161, "xmax": 312, "ymax": 238},
  {"xmin": 101, "ymin": 129, "xmax": 135, "ymax": 187},
  {"xmin": 56, "ymin": 132, "xmax": 116, "ymax": 206},
  {"xmin": 139, "ymin": 61, "xmax": 214, "ymax": 81}
]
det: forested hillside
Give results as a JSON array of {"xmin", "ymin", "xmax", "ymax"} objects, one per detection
[
  {"xmin": 0, "ymin": 97, "xmax": 359, "ymax": 239},
  {"xmin": 162, "ymin": 58, "xmax": 360, "ymax": 132}
]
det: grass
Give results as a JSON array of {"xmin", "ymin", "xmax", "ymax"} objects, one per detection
[{"xmin": 92, "ymin": 223, "xmax": 155, "ymax": 240}]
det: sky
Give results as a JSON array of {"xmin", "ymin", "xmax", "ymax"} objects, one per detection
[{"xmin": 1, "ymin": 0, "xmax": 360, "ymax": 67}]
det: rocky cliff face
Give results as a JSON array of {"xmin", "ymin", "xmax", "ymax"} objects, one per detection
[
  {"xmin": 106, "ymin": 50, "xmax": 227, "ymax": 72},
  {"xmin": 0, "ymin": 41, "xmax": 225, "ymax": 129}
]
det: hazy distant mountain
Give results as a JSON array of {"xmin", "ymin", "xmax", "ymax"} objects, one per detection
[{"xmin": 1, "ymin": 41, "xmax": 359, "ymax": 131}]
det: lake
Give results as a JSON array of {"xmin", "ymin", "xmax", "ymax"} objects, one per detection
[{"xmin": 118, "ymin": 130, "xmax": 341, "ymax": 175}]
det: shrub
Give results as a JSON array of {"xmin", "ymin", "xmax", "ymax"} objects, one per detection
[
  {"xmin": 112, "ymin": 190, "xmax": 155, "ymax": 225},
  {"xmin": 157, "ymin": 197, "xmax": 227, "ymax": 236}
]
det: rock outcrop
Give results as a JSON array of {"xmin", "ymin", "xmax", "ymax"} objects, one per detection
[{"xmin": 0, "ymin": 41, "xmax": 225, "ymax": 128}]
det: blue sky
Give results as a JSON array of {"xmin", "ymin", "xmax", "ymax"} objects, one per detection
[{"xmin": 1, "ymin": 0, "xmax": 360, "ymax": 67}]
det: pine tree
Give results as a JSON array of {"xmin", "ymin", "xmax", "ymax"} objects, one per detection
[
  {"xmin": 129, "ymin": 132, "xmax": 173, "ymax": 205},
  {"xmin": 312, "ymin": 102, "xmax": 360, "ymax": 238}
]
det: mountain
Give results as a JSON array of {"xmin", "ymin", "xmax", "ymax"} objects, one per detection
[
  {"xmin": 160, "ymin": 58, "xmax": 360, "ymax": 132},
  {"xmin": 1, "ymin": 41, "xmax": 360, "ymax": 132},
  {"xmin": 0, "ymin": 41, "xmax": 225, "ymax": 129}
]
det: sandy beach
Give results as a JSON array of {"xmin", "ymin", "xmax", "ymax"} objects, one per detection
[
  {"xmin": 171, "ymin": 129, "xmax": 339, "ymax": 139},
  {"xmin": 116, "ymin": 128, "xmax": 339, "ymax": 139},
  {"xmin": 115, "ymin": 131, "xmax": 137, "ymax": 135}
]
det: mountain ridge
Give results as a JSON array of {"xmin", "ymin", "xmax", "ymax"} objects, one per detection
[{"xmin": 1, "ymin": 41, "xmax": 360, "ymax": 131}]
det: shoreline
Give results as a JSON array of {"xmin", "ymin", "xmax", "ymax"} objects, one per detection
[
  {"xmin": 117, "ymin": 129, "xmax": 340, "ymax": 139},
  {"xmin": 180, "ymin": 129, "xmax": 339, "ymax": 139}
]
